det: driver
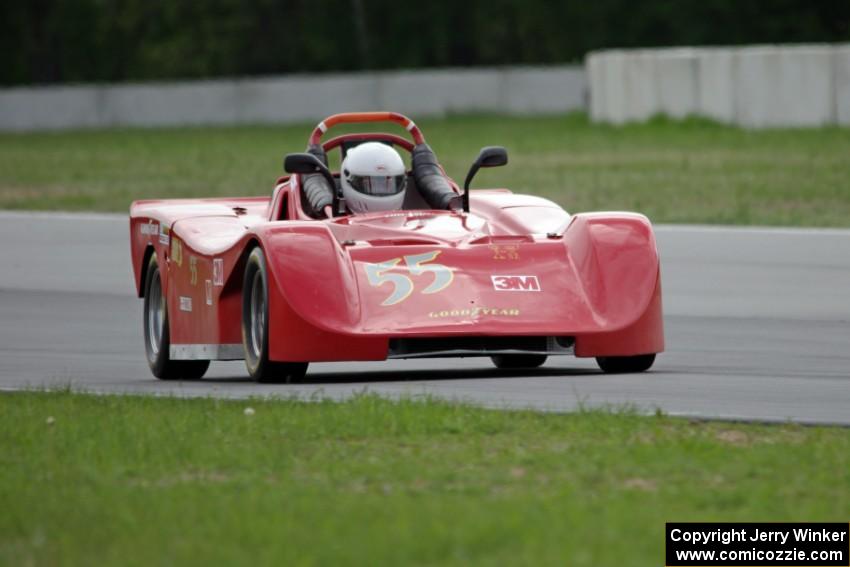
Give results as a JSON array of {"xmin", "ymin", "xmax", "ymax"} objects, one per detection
[{"xmin": 340, "ymin": 142, "xmax": 407, "ymax": 214}]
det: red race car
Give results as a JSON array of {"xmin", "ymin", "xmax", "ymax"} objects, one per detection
[{"xmin": 129, "ymin": 112, "xmax": 663, "ymax": 382}]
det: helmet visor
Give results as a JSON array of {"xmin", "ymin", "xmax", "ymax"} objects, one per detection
[{"xmin": 347, "ymin": 174, "xmax": 407, "ymax": 196}]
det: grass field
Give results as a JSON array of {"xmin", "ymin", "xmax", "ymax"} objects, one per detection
[
  {"xmin": 2, "ymin": 392, "xmax": 849, "ymax": 566},
  {"xmin": 1, "ymin": 113, "xmax": 849, "ymax": 226}
]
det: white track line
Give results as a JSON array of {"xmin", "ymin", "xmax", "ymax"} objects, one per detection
[{"xmin": 2, "ymin": 385, "xmax": 847, "ymax": 427}]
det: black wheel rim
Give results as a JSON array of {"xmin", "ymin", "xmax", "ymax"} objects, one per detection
[
  {"xmin": 249, "ymin": 268, "xmax": 265, "ymax": 359},
  {"xmin": 147, "ymin": 268, "xmax": 164, "ymax": 356}
]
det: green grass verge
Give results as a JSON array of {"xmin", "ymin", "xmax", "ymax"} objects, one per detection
[
  {"xmin": 2, "ymin": 392, "xmax": 849, "ymax": 566},
  {"xmin": 1, "ymin": 113, "xmax": 850, "ymax": 226}
]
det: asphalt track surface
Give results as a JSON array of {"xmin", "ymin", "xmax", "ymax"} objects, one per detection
[{"xmin": 1, "ymin": 211, "xmax": 849, "ymax": 425}]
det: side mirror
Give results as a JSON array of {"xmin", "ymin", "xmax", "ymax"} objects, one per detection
[
  {"xmin": 462, "ymin": 146, "xmax": 508, "ymax": 213},
  {"xmin": 283, "ymin": 152, "xmax": 342, "ymax": 216},
  {"xmin": 284, "ymin": 152, "xmax": 328, "ymax": 175}
]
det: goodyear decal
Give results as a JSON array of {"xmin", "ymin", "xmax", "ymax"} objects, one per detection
[{"xmin": 428, "ymin": 307, "xmax": 520, "ymax": 319}]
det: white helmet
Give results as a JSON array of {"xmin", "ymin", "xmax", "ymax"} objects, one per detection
[{"xmin": 341, "ymin": 142, "xmax": 407, "ymax": 214}]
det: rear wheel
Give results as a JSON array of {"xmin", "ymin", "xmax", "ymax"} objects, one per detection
[
  {"xmin": 143, "ymin": 253, "xmax": 209, "ymax": 380},
  {"xmin": 490, "ymin": 354, "xmax": 548, "ymax": 369},
  {"xmin": 242, "ymin": 247, "xmax": 309, "ymax": 383},
  {"xmin": 596, "ymin": 354, "xmax": 656, "ymax": 374}
]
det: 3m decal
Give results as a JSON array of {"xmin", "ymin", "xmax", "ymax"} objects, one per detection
[
  {"xmin": 205, "ymin": 280, "xmax": 212, "ymax": 306},
  {"xmin": 189, "ymin": 256, "xmax": 198, "ymax": 286},
  {"xmin": 171, "ymin": 238, "xmax": 183, "ymax": 267},
  {"xmin": 428, "ymin": 307, "xmax": 520, "ymax": 319},
  {"xmin": 491, "ymin": 275, "xmax": 541, "ymax": 292},
  {"xmin": 364, "ymin": 251, "xmax": 453, "ymax": 306},
  {"xmin": 179, "ymin": 296, "xmax": 192, "ymax": 312},
  {"xmin": 490, "ymin": 244, "xmax": 520, "ymax": 260},
  {"xmin": 213, "ymin": 259, "xmax": 224, "ymax": 286},
  {"xmin": 140, "ymin": 221, "xmax": 159, "ymax": 236},
  {"xmin": 159, "ymin": 225, "xmax": 170, "ymax": 245}
]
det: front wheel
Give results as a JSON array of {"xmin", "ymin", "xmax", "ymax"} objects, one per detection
[
  {"xmin": 596, "ymin": 354, "xmax": 656, "ymax": 374},
  {"xmin": 143, "ymin": 253, "xmax": 209, "ymax": 380},
  {"xmin": 242, "ymin": 247, "xmax": 309, "ymax": 383},
  {"xmin": 490, "ymin": 354, "xmax": 548, "ymax": 369}
]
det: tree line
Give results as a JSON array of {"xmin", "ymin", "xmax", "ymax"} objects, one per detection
[{"xmin": 2, "ymin": 0, "xmax": 848, "ymax": 86}]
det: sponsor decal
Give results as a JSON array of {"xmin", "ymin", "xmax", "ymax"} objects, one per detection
[
  {"xmin": 179, "ymin": 296, "xmax": 192, "ymax": 312},
  {"xmin": 159, "ymin": 224, "xmax": 170, "ymax": 245},
  {"xmin": 189, "ymin": 256, "xmax": 198, "ymax": 286},
  {"xmin": 364, "ymin": 251, "xmax": 453, "ymax": 306},
  {"xmin": 490, "ymin": 244, "xmax": 520, "ymax": 260},
  {"xmin": 491, "ymin": 275, "xmax": 541, "ymax": 292},
  {"xmin": 140, "ymin": 221, "xmax": 159, "ymax": 236},
  {"xmin": 428, "ymin": 307, "xmax": 520, "ymax": 319},
  {"xmin": 363, "ymin": 210, "xmax": 435, "ymax": 220},
  {"xmin": 213, "ymin": 259, "xmax": 224, "ymax": 286},
  {"xmin": 171, "ymin": 238, "xmax": 183, "ymax": 267},
  {"xmin": 205, "ymin": 280, "xmax": 213, "ymax": 306}
]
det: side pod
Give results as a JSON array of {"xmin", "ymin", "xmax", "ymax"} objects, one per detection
[{"xmin": 252, "ymin": 223, "xmax": 387, "ymax": 362}]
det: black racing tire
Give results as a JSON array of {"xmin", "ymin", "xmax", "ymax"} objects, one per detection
[
  {"xmin": 596, "ymin": 354, "xmax": 656, "ymax": 374},
  {"xmin": 143, "ymin": 253, "xmax": 210, "ymax": 380},
  {"xmin": 490, "ymin": 354, "xmax": 548, "ymax": 369},
  {"xmin": 242, "ymin": 247, "xmax": 309, "ymax": 383}
]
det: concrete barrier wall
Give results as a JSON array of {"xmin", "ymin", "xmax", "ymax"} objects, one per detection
[
  {"xmin": 587, "ymin": 44, "xmax": 850, "ymax": 127},
  {"xmin": 0, "ymin": 66, "xmax": 585, "ymax": 132},
  {"xmin": 835, "ymin": 45, "xmax": 850, "ymax": 125}
]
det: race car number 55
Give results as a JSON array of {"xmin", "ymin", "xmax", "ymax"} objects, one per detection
[{"xmin": 364, "ymin": 251, "xmax": 454, "ymax": 306}]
